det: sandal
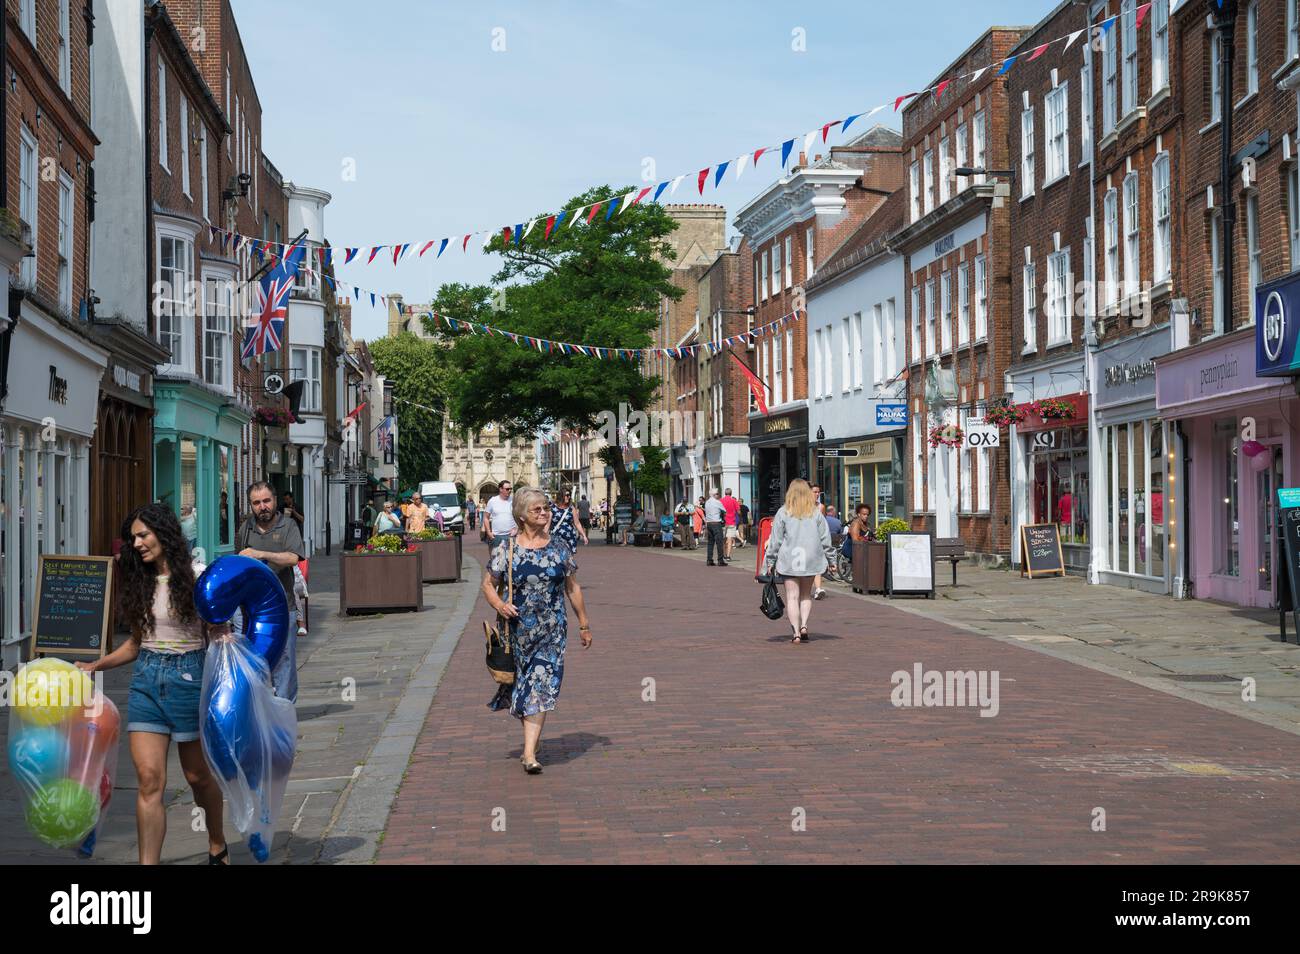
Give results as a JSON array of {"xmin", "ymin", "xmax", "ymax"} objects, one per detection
[
  {"xmin": 207, "ymin": 845, "xmax": 230, "ymax": 865},
  {"xmin": 799, "ymin": 626, "xmax": 809, "ymax": 642},
  {"xmin": 520, "ymin": 757, "xmax": 543, "ymax": 775}
]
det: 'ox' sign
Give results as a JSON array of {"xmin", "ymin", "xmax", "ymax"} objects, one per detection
[{"xmin": 965, "ymin": 423, "xmax": 999, "ymax": 448}]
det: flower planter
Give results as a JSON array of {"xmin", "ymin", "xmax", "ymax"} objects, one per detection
[
  {"xmin": 415, "ymin": 537, "xmax": 459, "ymax": 583},
  {"xmin": 851, "ymin": 541, "xmax": 888, "ymax": 594},
  {"xmin": 339, "ymin": 551, "xmax": 423, "ymax": 614}
]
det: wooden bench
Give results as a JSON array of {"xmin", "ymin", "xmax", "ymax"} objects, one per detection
[{"xmin": 935, "ymin": 537, "xmax": 967, "ymax": 586}]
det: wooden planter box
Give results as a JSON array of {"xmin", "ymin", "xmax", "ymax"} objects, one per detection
[
  {"xmin": 339, "ymin": 551, "xmax": 423, "ymax": 614},
  {"xmin": 415, "ymin": 537, "xmax": 459, "ymax": 583},
  {"xmin": 851, "ymin": 541, "xmax": 888, "ymax": 594}
]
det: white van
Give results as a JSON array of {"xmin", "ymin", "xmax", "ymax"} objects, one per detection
[{"xmin": 417, "ymin": 481, "xmax": 464, "ymax": 534}]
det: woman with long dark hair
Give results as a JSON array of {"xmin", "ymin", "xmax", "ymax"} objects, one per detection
[{"xmin": 76, "ymin": 503, "xmax": 230, "ymax": 864}]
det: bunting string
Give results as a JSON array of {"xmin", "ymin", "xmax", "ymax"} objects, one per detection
[{"xmin": 205, "ymin": 2, "xmax": 1166, "ymax": 267}]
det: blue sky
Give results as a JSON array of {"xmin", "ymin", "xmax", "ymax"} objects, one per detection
[{"xmin": 232, "ymin": 0, "xmax": 1053, "ymax": 342}]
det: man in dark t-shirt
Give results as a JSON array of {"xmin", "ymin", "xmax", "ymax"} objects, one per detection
[{"xmin": 236, "ymin": 481, "xmax": 306, "ymax": 702}]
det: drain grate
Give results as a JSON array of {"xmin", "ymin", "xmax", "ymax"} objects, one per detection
[{"xmin": 1160, "ymin": 673, "xmax": 1240, "ymax": 683}]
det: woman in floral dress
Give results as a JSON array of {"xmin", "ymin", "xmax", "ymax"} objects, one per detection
[
  {"xmin": 483, "ymin": 488, "xmax": 593, "ymax": 774},
  {"xmin": 548, "ymin": 489, "xmax": 588, "ymax": 550}
]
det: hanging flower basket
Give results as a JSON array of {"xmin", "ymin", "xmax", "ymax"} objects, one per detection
[
  {"xmin": 254, "ymin": 405, "xmax": 293, "ymax": 428},
  {"xmin": 1030, "ymin": 397, "xmax": 1075, "ymax": 421},
  {"xmin": 984, "ymin": 401, "xmax": 1026, "ymax": 428},
  {"xmin": 928, "ymin": 423, "xmax": 964, "ymax": 449}
]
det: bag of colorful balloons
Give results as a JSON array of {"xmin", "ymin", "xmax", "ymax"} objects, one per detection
[
  {"xmin": 195, "ymin": 555, "xmax": 298, "ymax": 863},
  {"xmin": 6, "ymin": 658, "xmax": 121, "ymax": 855}
]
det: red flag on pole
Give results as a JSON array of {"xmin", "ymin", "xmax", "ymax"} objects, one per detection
[{"xmin": 729, "ymin": 351, "xmax": 769, "ymax": 416}]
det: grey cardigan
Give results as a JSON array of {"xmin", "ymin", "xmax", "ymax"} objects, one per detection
[{"xmin": 763, "ymin": 507, "xmax": 836, "ymax": 578}]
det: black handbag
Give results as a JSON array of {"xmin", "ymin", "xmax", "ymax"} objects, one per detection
[
  {"xmin": 760, "ymin": 574, "xmax": 785, "ymax": 620},
  {"xmin": 485, "ymin": 539, "xmax": 516, "ymax": 685}
]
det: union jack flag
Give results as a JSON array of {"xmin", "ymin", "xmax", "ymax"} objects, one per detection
[
  {"xmin": 241, "ymin": 244, "xmax": 307, "ymax": 361},
  {"xmin": 377, "ymin": 415, "xmax": 395, "ymax": 453}
]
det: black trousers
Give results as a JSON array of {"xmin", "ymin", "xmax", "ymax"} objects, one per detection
[{"xmin": 706, "ymin": 522, "xmax": 726, "ymax": 563}]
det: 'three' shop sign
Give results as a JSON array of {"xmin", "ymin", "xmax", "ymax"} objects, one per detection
[{"xmin": 1256, "ymin": 270, "xmax": 1300, "ymax": 377}]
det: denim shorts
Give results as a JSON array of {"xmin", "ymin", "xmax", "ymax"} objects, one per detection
[{"xmin": 127, "ymin": 648, "xmax": 206, "ymax": 742}]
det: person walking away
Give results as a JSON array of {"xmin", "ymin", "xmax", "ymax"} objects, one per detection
[
  {"xmin": 738, "ymin": 498, "xmax": 751, "ymax": 546},
  {"xmin": 720, "ymin": 487, "xmax": 741, "ymax": 558},
  {"xmin": 406, "ymin": 492, "xmax": 430, "ymax": 533},
  {"xmin": 484, "ymin": 481, "xmax": 515, "ymax": 550},
  {"xmin": 361, "ymin": 496, "xmax": 378, "ymax": 534},
  {"xmin": 465, "ymin": 496, "xmax": 478, "ymax": 532},
  {"xmin": 282, "ymin": 492, "xmax": 305, "ymax": 534},
  {"xmin": 235, "ymin": 481, "xmax": 307, "ymax": 702},
  {"xmin": 762, "ymin": 478, "xmax": 836, "ymax": 643},
  {"xmin": 76, "ymin": 503, "xmax": 231, "ymax": 864},
  {"xmin": 692, "ymin": 496, "xmax": 705, "ymax": 546},
  {"xmin": 825, "ymin": 506, "xmax": 844, "ymax": 538},
  {"xmin": 704, "ymin": 489, "xmax": 727, "ymax": 566},
  {"xmin": 577, "ymin": 495, "xmax": 592, "ymax": 539},
  {"xmin": 293, "ymin": 561, "xmax": 309, "ymax": 637},
  {"xmin": 482, "ymin": 488, "xmax": 592, "ymax": 774}
]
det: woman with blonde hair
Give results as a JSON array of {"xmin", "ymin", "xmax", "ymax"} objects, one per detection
[{"xmin": 762, "ymin": 478, "xmax": 836, "ymax": 643}]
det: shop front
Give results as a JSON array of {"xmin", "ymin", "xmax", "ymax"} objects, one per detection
[
  {"xmin": 823, "ymin": 433, "xmax": 905, "ymax": 522},
  {"xmin": 153, "ymin": 379, "xmax": 249, "ymax": 563},
  {"xmin": 1, "ymin": 304, "xmax": 110, "ymax": 666},
  {"xmin": 1090, "ymin": 326, "xmax": 1172, "ymax": 593},
  {"xmin": 749, "ymin": 406, "xmax": 808, "ymax": 522},
  {"xmin": 1008, "ymin": 386, "xmax": 1090, "ymax": 573},
  {"xmin": 1157, "ymin": 327, "xmax": 1295, "ymax": 609}
]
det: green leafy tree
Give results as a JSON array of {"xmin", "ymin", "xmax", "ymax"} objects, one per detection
[
  {"xmin": 368, "ymin": 333, "xmax": 449, "ymax": 485},
  {"xmin": 424, "ymin": 187, "xmax": 682, "ymax": 500}
]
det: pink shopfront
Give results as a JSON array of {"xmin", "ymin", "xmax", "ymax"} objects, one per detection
[{"xmin": 1156, "ymin": 328, "xmax": 1297, "ymax": 609}]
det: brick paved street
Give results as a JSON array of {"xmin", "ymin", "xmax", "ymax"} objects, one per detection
[{"xmin": 378, "ymin": 538, "xmax": 1300, "ymax": 864}]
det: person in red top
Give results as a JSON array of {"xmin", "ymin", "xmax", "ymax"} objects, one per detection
[{"xmin": 720, "ymin": 488, "xmax": 741, "ymax": 560}]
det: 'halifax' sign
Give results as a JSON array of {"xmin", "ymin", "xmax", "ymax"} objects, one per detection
[{"xmin": 1256, "ymin": 270, "xmax": 1300, "ymax": 376}]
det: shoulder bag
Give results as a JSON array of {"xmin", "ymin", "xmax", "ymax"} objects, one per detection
[{"xmin": 485, "ymin": 538, "xmax": 516, "ymax": 685}]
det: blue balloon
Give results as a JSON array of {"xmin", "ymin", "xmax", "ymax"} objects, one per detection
[
  {"xmin": 7, "ymin": 724, "xmax": 69, "ymax": 788},
  {"xmin": 201, "ymin": 653, "xmax": 294, "ymax": 789},
  {"xmin": 194, "ymin": 556, "xmax": 289, "ymax": 668}
]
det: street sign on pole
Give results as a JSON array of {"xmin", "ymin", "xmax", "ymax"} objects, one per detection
[{"xmin": 817, "ymin": 448, "xmax": 860, "ymax": 459}]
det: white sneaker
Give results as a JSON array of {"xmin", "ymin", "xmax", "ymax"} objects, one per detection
[{"xmin": 813, "ymin": 588, "xmax": 826, "ymax": 600}]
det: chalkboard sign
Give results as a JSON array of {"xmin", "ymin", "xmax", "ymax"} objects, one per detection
[
  {"xmin": 1020, "ymin": 523, "xmax": 1065, "ymax": 578},
  {"xmin": 886, "ymin": 532, "xmax": 934, "ymax": 598},
  {"xmin": 1276, "ymin": 488, "xmax": 1300, "ymax": 643},
  {"xmin": 30, "ymin": 556, "xmax": 115, "ymax": 659},
  {"xmin": 614, "ymin": 500, "xmax": 633, "ymax": 528}
]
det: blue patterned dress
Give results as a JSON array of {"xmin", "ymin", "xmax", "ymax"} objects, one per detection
[
  {"xmin": 486, "ymin": 537, "xmax": 578, "ymax": 718},
  {"xmin": 549, "ymin": 504, "xmax": 580, "ymax": 550}
]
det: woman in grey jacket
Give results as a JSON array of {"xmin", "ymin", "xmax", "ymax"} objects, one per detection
[{"xmin": 762, "ymin": 478, "xmax": 837, "ymax": 642}]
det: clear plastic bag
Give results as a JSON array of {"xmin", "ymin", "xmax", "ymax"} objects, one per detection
[
  {"xmin": 5, "ymin": 658, "xmax": 121, "ymax": 855},
  {"xmin": 199, "ymin": 636, "xmax": 297, "ymax": 863}
]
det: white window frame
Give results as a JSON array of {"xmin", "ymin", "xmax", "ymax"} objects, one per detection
[
  {"xmin": 923, "ymin": 150, "xmax": 934, "ymax": 214},
  {"xmin": 885, "ymin": 297, "xmax": 898, "ymax": 378},
  {"xmin": 1104, "ymin": 187, "xmax": 1120, "ymax": 306},
  {"xmin": 1152, "ymin": 153, "xmax": 1171, "ymax": 283},
  {"xmin": 291, "ymin": 347, "xmax": 323, "ymax": 414},
  {"xmin": 1210, "ymin": 32, "xmax": 1222, "ymax": 124},
  {"xmin": 200, "ymin": 124, "xmax": 209, "ymax": 223},
  {"xmin": 1048, "ymin": 248, "xmax": 1072, "ymax": 346},
  {"xmin": 940, "ymin": 271, "xmax": 952, "ymax": 352},
  {"xmin": 58, "ymin": 0, "xmax": 71, "ymax": 93},
  {"xmin": 1081, "ymin": 65, "xmax": 1093, "ymax": 159},
  {"xmin": 773, "ymin": 333, "xmax": 783, "ymax": 406},
  {"xmin": 872, "ymin": 304, "xmax": 884, "ymax": 385},
  {"xmin": 1123, "ymin": 172, "xmax": 1140, "ymax": 299},
  {"xmin": 1290, "ymin": 163, "xmax": 1300, "ymax": 270},
  {"xmin": 852, "ymin": 312, "xmax": 863, "ymax": 389},
  {"xmin": 784, "ymin": 329, "xmax": 794, "ymax": 402},
  {"xmin": 1121, "ymin": 0, "xmax": 1138, "ymax": 117},
  {"xmin": 925, "ymin": 278, "xmax": 936, "ymax": 357},
  {"xmin": 18, "ymin": 125, "xmax": 38, "ymax": 289},
  {"xmin": 977, "ymin": 441, "xmax": 990, "ymax": 511},
  {"xmin": 1152, "ymin": 0, "xmax": 1170, "ymax": 95},
  {"xmin": 960, "ymin": 408, "xmax": 973, "ymax": 513},
  {"xmin": 910, "ymin": 161, "xmax": 921, "ymax": 222},
  {"xmin": 912, "ymin": 418, "xmax": 924, "ymax": 512},
  {"xmin": 761, "ymin": 252, "xmax": 768, "ymax": 300},
  {"xmin": 1211, "ymin": 211, "xmax": 1225, "ymax": 334},
  {"xmin": 973, "ymin": 111, "xmax": 987, "ymax": 185},
  {"xmin": 771, "ymin": 241, "xmax": 782, "ymax": 295},
  {"xmin": 1023, "ymin": 260, "xmax": 1038, "ymax": 353},
  {"xmin": 179, "ymin": 97, "xmax": 191, "ymax": 197},
  {"xmin": 203, "ymin": 270, "xmax": 234, "ymax": 393},
  {"xmin": 57, "ymin": 171, "xmax": 73, "ymax": 313},
  {"xmin": 957, "ymin": 262, "xmax": 970, "ymax": 347},
  {"xmin": 805, "ymin": 227, "xmax": 814, "ymax": 278},
  {"xmin": 841, "ymin": 316, "xmax": 852, "ymax": 393},
  {"xmin": 939, "ymin": 136, "xmax": 951, "ymax": 204},
  {"xmin": 1045, "ymin": 82, "xmax": 1068, "ymax": 183},
  {"xmin": 1103, "ymin": 13, "xmax": 1118, "ymax": 133},
  {"xmin": 158, "ymin": 61, "xmax": 169, "ymax": 172},
  {"xmin": 1290, "ymin": 0, "xmax": 1300, "ymax": 63},
  {"xmin": 156, "ymin": 226, "xmax": 196, "ymax": 373},
  {"xmin": 1247, "ymin": 192, "xmax": 1261, "ymax": 321},
  {"xmin": 1245, "ymin": 2, "xmax": 1258, "ymax": 97},
  {"xmin": 821, "ymin": 326, "xmax": 832, "ymax": 399},
  {"xmin": 1021, "ymin": 105, "xmax": 1035, "ymax": 198},
  {"xmin": 974, "ymin": 255, "xmax": 987, "ymax": 341},
  {"xmin": 785, "ymin": 236, "xmax": 793, "ymax": 288},
  {"xmin": 20, "ymin": 0, "xmax": 34, "ymax": 41},
  {"xmin": 813, "ymin": 328, "xmax": 823, "ymax": 398},
  {"xmin": 955, "ymin": 123, "xmax": 968, "ymax": 193},
  {"xmin": 911, "ymin": 285, "xmax": 922, "ymax": 361},
  {"xmin": 754, "ymin": 260, "xmax": 760, "ymax": 306}
]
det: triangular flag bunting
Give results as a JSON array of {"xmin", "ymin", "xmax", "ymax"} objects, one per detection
[
  {"xmin": 437, "ymin": 238, "xmax": 448, "ymax": 257},
  {"xmin": 544, "ymin": 215, "xmax": 557, "ymax": 240},
  {"xmin": 697, "ymin": 168, "xmax": 710, "ymax": 195},
  {"xmin": 418, "ymin": 240, "xmax": 434, "ymax": 257},
  {"xmin": 821, "ymin": 120, "xmax": 839, "ymax": 142},
  {"xmin": 670, "ymin": 174, "xmax": 686, "ymax": 195},
  {"xmin": 1136, "ymin": 2, "xmax": 1152, "ymax": 29},
  {"xmin": 1064, "ymin": 29, "xmax": 1084, "ymax": 51},
  {"xmin": 553, "ymin": 210, "xmax": 568, "ymax": 232},
  {"xmin": 652, "ymin": 181, "xmax": 670, "ymax": 203},
  {"xmin": 734, "ymin": 153, "xmax": 749, "ymax": 180},
  {"xmin": 462, "ymin": 234, "xmax": 471, "ymax": 252},
  {"xmin": 894, "ymin": 93, "xmax": 916, "ymax": 111},
  {"xmin": 514, "ymin": 223, "xmax": 523, "ymax": 245},
  {"xmin": 631, "ymin": 186, "xmax": 652, "ymax": 206},
  {"xmin": 1028, "ymin": 43, "xmax": 1049, "ymax": 62},
  {"xmin": 997, "ymin": 56, "xmax": 1017, "ymax": 75},
  {"xmin": 345, "ymin": 248, "xmax": 358, "ymax": 263},
  {"xmin": 367, "ymin": 247, "xmax": 382, "ymax": 264},
  {"xmin": 587, "ymin": 203, "xmax": 603, "ymax": 223},
  {"xmin": 753, "ymin": 146, "xmax": 767, "ymax": 166},
  {"xmin": 713, "ymin": 161, "xmax": 730, "ymax": 187},
  {"xmin": 841, "ymin": 114, "xmax": 860, "ymax": 134},
  {"xmin": 934, "ymin": 79, "xmax": 951, "ymax": 100},
  {"xmin": 780, "ymin": 138, "xmax": 795, "ymax": 167}
]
